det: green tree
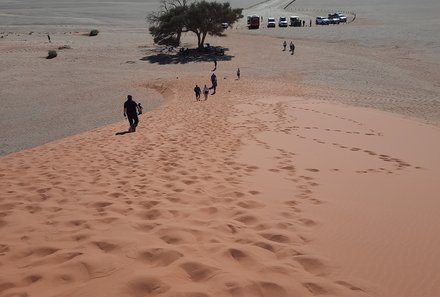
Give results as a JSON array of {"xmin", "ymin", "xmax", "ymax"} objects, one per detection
[
  {"xmin": 148, "ymin": 1, "xmax": 242, "ymax": 49},
  {"xmin": 148, "ymin": 0, "xmax": 188, "ymax": 46},
  {"xmin": 149, "ymin": 5, "xmax": 187, "ymax": 46}
]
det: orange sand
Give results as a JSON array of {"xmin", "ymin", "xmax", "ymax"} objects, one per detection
[{"xmin": 1, "ymin": 77, "xmax": 439, "ymax": 297}]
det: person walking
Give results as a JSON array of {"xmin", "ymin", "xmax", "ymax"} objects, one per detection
[
  {"xmin": 309, "ymin": 19, "xmax": 312, "ymax": 27},
  {"xmin": 194, "ymin": 84, "xmax": 201, "ymax": 101},
  {"xmin": 283, "ymin": 40, "xmax": 287, "ymax": 51},
  {"xmin": 237, "ymin": 68, "xmax": 240, "ymax": 80},
  {"xmin": 210, "ymin": 73, "xmax": 217, "ymax": 94},
  {"xmin": 203, "ymin": 85, "xmax": 209, "ymax": 100},
  {"xmin": 123, "ymin": 95, "xmax": 141, "ymax": 132},
  {"xmin": 213, "ymin": 58, "xmax": 217, "ymax": 71},
  {"xmin": 290, "ymin": 41, "xmax": 295, "ymax": 55}
]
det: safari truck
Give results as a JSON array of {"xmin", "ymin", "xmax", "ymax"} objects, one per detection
[
  {"xmin": 248, "ymin": 15, "xmax": 260, "ymax": 29},
  {"xmin": 290, "ymin": 16, "xmax": 301, "ymax": 27}
]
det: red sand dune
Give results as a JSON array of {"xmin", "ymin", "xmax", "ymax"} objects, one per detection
[{"xmin": 1, "ymin": 78, "xmax": 439, "ymax": 297}]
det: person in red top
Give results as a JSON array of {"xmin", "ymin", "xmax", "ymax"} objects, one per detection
[{"xmin": 123, "ymin": 95, "xmax": 140, "ymax": 132}]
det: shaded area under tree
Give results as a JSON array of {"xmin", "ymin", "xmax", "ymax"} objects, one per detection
[{"xmin": 141, "ymin": 46, "xmax": 233, "ymax": 65}]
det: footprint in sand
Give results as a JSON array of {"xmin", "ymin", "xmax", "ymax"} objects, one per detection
[
  {"xmin": 133, "ymin": 223, "xmax": 160, "ymax": 233},
  {"xmin": 294, "ymin": 255, "xmax": 329, "ymax": 276},
  {"xmin": 236, "ymin": 200, "xmax": 264, "ymax": 209},
  {"xmin": 335, "ymin": 280, "xmax": 364, "ymax": 291},
  {"xmin": 92, "ymin": 201, "xmax": 113, "ymax": 208},
  {"xmin": 199, "ymin": 206, "xmax": 218, "ymax": 215},
  {"xmin": 0, "ymin": 282, "xmax": 16, "ymax": 294},
  {"xmin": 299, "ymin": 218, "xmax": 317, "ymax": 227},
  {"xmin": 225, "ymin": 248, "xmax": 255, "ymax": 265},
  {"xmin": 71, "ymin": 233, "xmax": 90, "ymax": 242},
  {"xmin": 126, "ymin": 276, "xmax": 170, "ymax": 297},
  {"xmin": 137, "ymin": 248, "xmax": 183, "ymax": 267},
  {"xmin": 180, "ymin": 261, "xmax": 218, "ymax": 282},
  {"xmin": 0, "ymin": 244, "xmax": 10, "ymax": 255},
  {"xmin": 138, "ymin": 200, "xmax": 160, "ymax": 210},
  {"xmin": 231, "ymin": 281, "xmax": 287, "ymax": 297},
  {"xmin": 234, "ymin": 214, "xmax": 259, "ymax": 225},
  {"xmin": 93, "ymin": 241, "xmax": 119, "ymax": 253},
  {"xmin": 137, "ymin": 209, "xmax": 166, "ymax": 221},
  {"xmin": 284, "ymin": 200, "xmax": 299, "ymax": 207},
  {"xmin": 21, "ymin": 274, "xmax": 43, "ymax": 285},
  {"xmin": 253, "ymin": 241, "xmax": 276, "ymax": 253},
  {"xmin": 260, "ymin": 232, "xmax": 291, "ymax": 243},
  {"xmin": 302, "ymin": 282, "xmax": 330, "ymax": 295}
]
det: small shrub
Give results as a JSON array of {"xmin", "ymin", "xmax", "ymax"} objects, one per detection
[
  {"xmin": 89, "ymin": 29, "xmax": 99, "ymax": 36},
  {"xmin": 47, "ymin": 50, "xmax": 57, "ymax": 59},
  {"xmin": 58, "ymin": 45, "xmax": 71, "ymax": 50}
]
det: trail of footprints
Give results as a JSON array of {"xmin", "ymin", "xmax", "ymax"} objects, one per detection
[
  {"xmin": 0, "ymin": 80, "xmax": 368, "ymax": 297},
  {"xmin": 284, "ymin": 105, "xmax": 417, "ymax": 174}
]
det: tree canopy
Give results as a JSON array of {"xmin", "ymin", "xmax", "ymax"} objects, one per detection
[{"xmin": 148, "ymin": 1, "xmax": 242, "ymax": 49}]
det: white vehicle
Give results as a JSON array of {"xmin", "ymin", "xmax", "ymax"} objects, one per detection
[
  {"xmin": 278, "ymin": 16, "xmax": 288, "ymax": 27},
  {"xmin": 328, "ymin": 15, "xmax": 340, "ymax": 24},
  {"xmin": 336, "ymin": 13, "xmax": 347, "ymax": 22},
  {"xmin": 316, "ymin": 16, "xmax": 330, "ymax": 25},
  {"xmin": 267, "ymin": 17, "xmax": 276, "ymax": 28}
]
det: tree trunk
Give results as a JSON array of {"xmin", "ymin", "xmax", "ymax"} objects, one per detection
[
  {"xmin": 196, "ymin": 32, "xmax": 202, "ymax": 49},
  {"xmin": 176, "ymin": 30, "xmax": 182, "ymax": 46},
  {"xmin": 200, "ymin": 31, "xmax": 207, "ymax": 49}
]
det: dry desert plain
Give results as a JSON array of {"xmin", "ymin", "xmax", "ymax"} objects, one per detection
[{"xmin": 0, "ymin": 0, "xmax": 440, "ymax": 297}]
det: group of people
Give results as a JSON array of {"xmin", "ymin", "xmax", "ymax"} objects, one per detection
[
  {"xmin": 297, "ymin": 20, "xmax": 312, "ymax": 27},
  {"xmin": 193, "ymin": 84, "xmax": 209, "ymax": 101},
  {"xmin": 122, "ymin": 61, "xmax": 241, "ymax": 132},
  {"xmin": 193, "ymin": 67, "xmax": 241, "ymax": 101},
  {"xmin": 193, "ymin": 72, "xmax": 217, "ymax": 101},
  {"xmin": 282, "ymin": 40, "xmax": 295, "ymax": 55}
]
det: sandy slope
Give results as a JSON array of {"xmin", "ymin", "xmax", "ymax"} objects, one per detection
[
  {"xmin": 1, "ymin": 76, "xmax": 440, "ymax": 297},
  {"xmin": 1, "ymin": 0, "xmax": 440, "ymax": 155}
]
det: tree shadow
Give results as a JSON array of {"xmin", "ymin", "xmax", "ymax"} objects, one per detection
[{"xmin": 141, "ymin": 46, "xmax": 233, "ymax": 65}]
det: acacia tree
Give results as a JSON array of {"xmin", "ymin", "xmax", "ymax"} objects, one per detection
[
  {"xmin": 148, "ymin": 1, "xmax": 242, "ymax": 49},
  {"xmin": 148, "ymin": 0, "xmax": 188, "ymax": 45},
  {"xmin": 148, "ymin": 5, "xmax": 187, "ymax": 46},
  {"xmin": 148, "ymin": 0, "xmax": 188, "ymax": 46},
  {"xmin": 185, "ymin": 1, "xmax": 242, "ymax": 49}
]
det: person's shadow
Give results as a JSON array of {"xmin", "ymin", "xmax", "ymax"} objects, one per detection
[{"xmin": 115, "ymin": 131, "xmax": 131, "ymax": 135}]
